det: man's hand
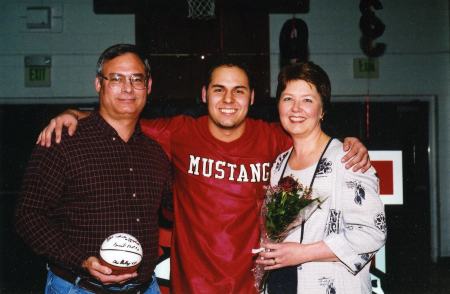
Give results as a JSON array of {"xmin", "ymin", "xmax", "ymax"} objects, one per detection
[
  {"xmin": 36, "ymin": 109, "xmax": 87, "ymax": 147},
  {"xmin": 342, "ymin": 137, "xmax": 371, "ymax": 173},
  {"xmin": 82, "ymin": 256, "xmax": 137, "ymax": 285}
]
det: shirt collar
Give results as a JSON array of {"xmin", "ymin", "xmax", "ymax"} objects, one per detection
[{"xmin": 90, "ymin": 111, "xmax": 143, "ymax": 141}]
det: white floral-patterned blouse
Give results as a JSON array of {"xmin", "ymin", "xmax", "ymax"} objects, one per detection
[{"xmin": 270, "ymin": 139, "xmax": 387, "ymax": 294}]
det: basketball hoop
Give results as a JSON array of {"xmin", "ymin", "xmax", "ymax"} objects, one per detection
[{"xmin": 187, "ymin": 0, "xmax": 215, "ymax": 20}]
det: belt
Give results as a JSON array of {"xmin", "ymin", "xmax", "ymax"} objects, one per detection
[{"xmin": 48, "ymin": 263, "xmax": 151, "ymax": 294}]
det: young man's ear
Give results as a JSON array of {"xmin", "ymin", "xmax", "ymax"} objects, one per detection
[
  {"xmin": 250, "ymin": 89, "xmax": 255, "ymax": 106},
  {"xmin": 201, "ymin": 86, "xmax": 207, "ymax": 103}
]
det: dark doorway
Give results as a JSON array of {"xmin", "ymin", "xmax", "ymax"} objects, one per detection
[
  {"xmin": 326, "ymin": 98, "xmax": 437, "ymax": 293},
  {"xmin": 0, "ymin": 104, "xmax": 97, "ymax": 293}
]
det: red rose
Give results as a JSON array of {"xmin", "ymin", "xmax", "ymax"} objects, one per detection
[{"xmin": 278, "ymin": 176, "xmax": 299, "ymax": 192}]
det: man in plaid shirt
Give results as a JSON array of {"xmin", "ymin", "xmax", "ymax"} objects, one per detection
[{"xmin": 15, "ymin": 44, "xmax": 172, "ymax": 294}]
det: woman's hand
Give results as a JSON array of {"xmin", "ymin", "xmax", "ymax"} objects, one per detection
[
  {"xmin": 255, "ymin": 241, "xmax": 305, "ymax": 270},
  {"xmin": 255, "ymin": 240, "xmax": 338, "ymax": 270}
]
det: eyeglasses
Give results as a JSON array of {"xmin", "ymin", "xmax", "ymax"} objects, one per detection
[{"xmin": 99, "ymin": 73, "xmax": 148, "ymax": 90}]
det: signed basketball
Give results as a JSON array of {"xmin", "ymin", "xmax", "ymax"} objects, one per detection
[{"xmin": 99, "ymin": 233, "xmax": 143, "ymax": 275}]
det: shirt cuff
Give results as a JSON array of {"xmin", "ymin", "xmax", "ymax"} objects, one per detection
[{"xmin": 323, "ymin": 233, "xmax": 365, "ymax": 274}]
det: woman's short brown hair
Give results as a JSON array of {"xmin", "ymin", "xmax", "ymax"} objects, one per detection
[{"xmin": 276, "ymin": 61, "xmax": 331, "ymax": 114}]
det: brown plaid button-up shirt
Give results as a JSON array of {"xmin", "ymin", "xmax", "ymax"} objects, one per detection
[{"xmin": 15, "ymin": 111, "xmax": 172, "ymax": 283}]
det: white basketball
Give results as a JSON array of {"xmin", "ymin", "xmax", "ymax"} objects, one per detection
[{"xmin": 99, "ymin": 233, "xmax": 143, "ymax": 274}]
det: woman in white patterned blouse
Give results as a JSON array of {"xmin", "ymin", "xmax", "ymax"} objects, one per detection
[{"xmin": 256, "ymin": 62, "xmax": 386, "ymax": 294}]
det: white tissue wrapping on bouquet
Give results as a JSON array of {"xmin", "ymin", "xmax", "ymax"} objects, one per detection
[
  {"xmin": 281, "ymin": 194, "xmax": 328, "ymax": 239},
  {"xmin": 251, "ymin": 247, "xmax": 265, "ymax": 254}
]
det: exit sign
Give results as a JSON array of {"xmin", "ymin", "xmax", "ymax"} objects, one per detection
[
  {"xmin": 353, "ymin": 58, "xmax": 379, "ymax": 79},
  {"xmin": 25, "ymin": 55, "xmax": 51, "ymax": 87},
  {"xmin": 25, "ymin": 66, "xmax": 51, "ymax": 87}
]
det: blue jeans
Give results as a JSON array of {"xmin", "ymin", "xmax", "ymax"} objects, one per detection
[{"xmin": 45, "ymin": 269, "xmax": 160, "ymax": 294}]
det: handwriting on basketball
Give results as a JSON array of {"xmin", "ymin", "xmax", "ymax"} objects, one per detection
[
  {"xmin": 109, "ymin": 234, "xmax": 141, "ymax": 266},
  {"xmin": 110, "ymin": 237, "xmax": 140, "ymax": 266},
  {"xmin": 100, "ymin": 233, "xmax": 143, "ymax": 272},
  {"xmin": 109, "ymin": 234, "xmax": 142, "ymax": 251},
  {"xmin": 113, "ymin": 259, "xmax": 135, "ymax": 266}
]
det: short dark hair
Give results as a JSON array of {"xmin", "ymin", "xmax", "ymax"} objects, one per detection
[
  {"xmin": 204, "ymin": 58, "xmax": 253, "ymax": 90},
  {"xmin": 276, "ymin": 61, "xmax": 331, "ymax": 114},
  {"xmin": 96, "ymin": 44, "xmax": 151, "ymax": 78}
]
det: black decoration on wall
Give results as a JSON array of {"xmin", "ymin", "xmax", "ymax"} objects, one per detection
[
  {"xmin": 279, "ymin": 17, "xmax": 309, "ymax": 67},
  {"xmin": 359, "ymin": 0, "xmax": 386, "ymax": 57}
]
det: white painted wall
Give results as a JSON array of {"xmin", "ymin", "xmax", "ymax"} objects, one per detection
[
  {"xmin": 270, "ymin": 0, "xmax": 449, "ymax": 257},
  {"xmin": 0, "ymin": 0, "xmax": 134, "ymax": 103}
]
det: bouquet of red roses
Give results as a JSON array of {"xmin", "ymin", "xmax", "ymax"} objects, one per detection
[{"xmin": 252, "ymin": 176, "xmax": 326, "ymax": 290}]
